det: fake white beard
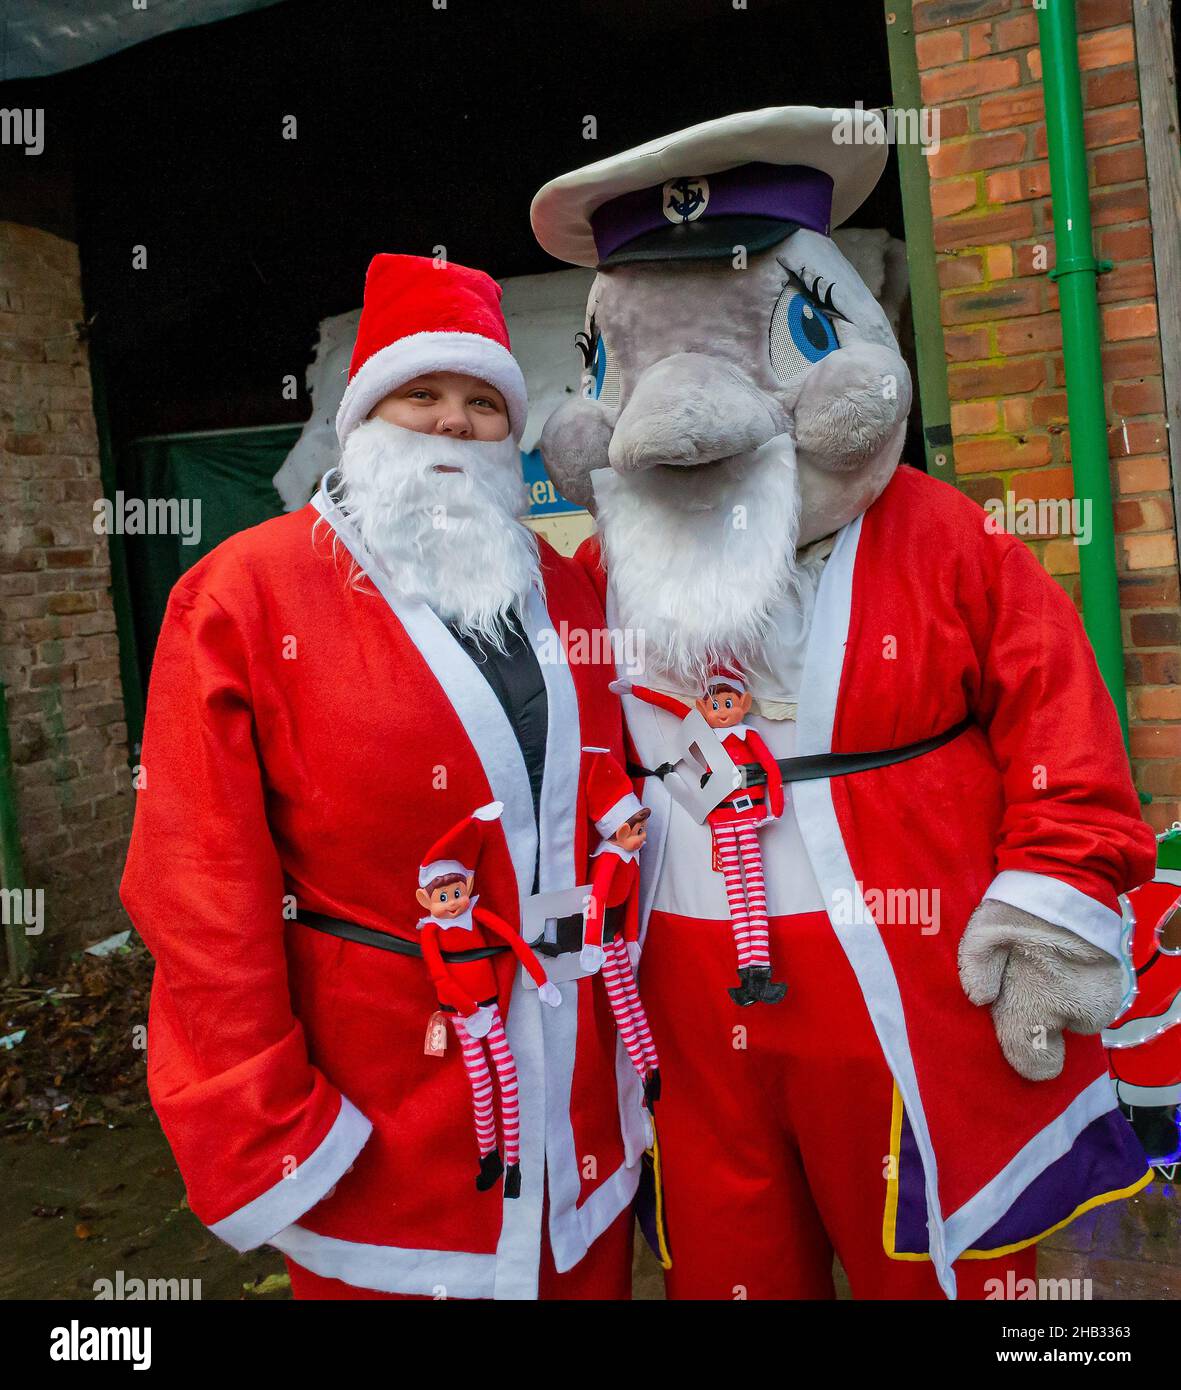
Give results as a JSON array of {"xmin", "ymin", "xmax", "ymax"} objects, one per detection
[
  {"xmin": 595, "ymin": 435, "xmax": 827, "ymax": 689},
  {"xmin": 331, "ymin": 418, "xmax": 542, "ymax": 647}
]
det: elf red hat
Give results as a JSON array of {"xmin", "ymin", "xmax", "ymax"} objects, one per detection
[
  {"xmin": 583, "ymin": 748, "xmax": 644, "ymax": 838},
  {"xmin": 336, "ymin": 254, "xmax": 528, "ymax": 446},
  {"xmin": 419, "ymin": 801, "xmax": 504, "ymax": 887}
]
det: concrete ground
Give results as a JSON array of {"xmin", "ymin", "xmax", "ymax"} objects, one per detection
[{"xmin": 1, "ymin": 1113, "xmax": 1176, "ymax": 1301}]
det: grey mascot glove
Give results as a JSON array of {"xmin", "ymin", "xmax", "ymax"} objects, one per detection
[{"xmin": 958, "ymin": 899, "xmax": 1126, "ymax": 1081}]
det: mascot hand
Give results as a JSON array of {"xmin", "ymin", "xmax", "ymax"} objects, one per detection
[
  {"xmin": 958, "ymin": 899, "xmax": 1125, "ymax": 1082},
  {"xmin": 626, "ymin": 940, "xmax": 642, "ymax": 972}
]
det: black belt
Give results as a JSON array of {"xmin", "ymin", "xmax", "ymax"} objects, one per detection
[
  {"xmin": 627, "ymin": 716, "xmax": 974, "ymax": 788},
  {"xmin": 296, "ymin": 905, "xmax": 623, "ymax": 961}
]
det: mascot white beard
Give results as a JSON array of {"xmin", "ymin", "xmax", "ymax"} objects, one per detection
[
  {"xmin": 331, "ymin": 416, "xmax": 542, "ymax": 647},
  {"xmin": 594, "ymin": 433, "xmax": 829, "ymax": 690}
]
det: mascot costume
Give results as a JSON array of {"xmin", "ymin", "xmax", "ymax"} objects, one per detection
[{"xmin": 530, "ymin": 106, "xmax": 1158, "ymax": 1299}]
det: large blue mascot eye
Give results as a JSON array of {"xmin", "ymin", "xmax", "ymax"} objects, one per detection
[
  {"xmin": 769, "ymin": 286, "xmax": 841, "ymax": 384},
  {"xmin": 592, "ymin": 336, "xmax": 608, "ymax": 396},
  {"xmin": 579, "ymin": 323, "xmax": 621, "ymax": 408},
  {"xmin": 787, "ymin": 294, "xmax": 839, "ymax": 361}
]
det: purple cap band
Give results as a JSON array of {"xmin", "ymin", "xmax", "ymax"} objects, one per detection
[{"xmin": 590, "ymin": 162, "xmax": 835, "ymax": 263}]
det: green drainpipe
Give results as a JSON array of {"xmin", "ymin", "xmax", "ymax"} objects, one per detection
[{"xmin": 1037, "ymin": 0, "xmax": 1128, "ymax": 747}]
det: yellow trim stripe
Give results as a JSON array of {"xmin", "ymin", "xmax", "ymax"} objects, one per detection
[
  {"xmin": 881, "ymin": 1082, "xmax": 1154, "ymax": 1263},
  {"xmin": 648, "ymin": 1125, "xmax": 673, "ymax": 1270}
]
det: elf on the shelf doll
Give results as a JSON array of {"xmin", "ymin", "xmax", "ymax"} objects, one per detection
[
  {"xmin": 415, "ymin": 801, "xmax": 562, "ymax": 1198},
  {"xmin": 580, "ymin": 748, "xmax": 661, "ymax": 1107},
  {"xmin": 614, "ymin": 668, "xmax": 787, "ymax": 1006}
]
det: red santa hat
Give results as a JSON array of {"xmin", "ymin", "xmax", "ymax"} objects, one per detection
[
  {"xmin": 583, "ymin": 748, "xmax": 644, "ymax": 838},
  {"xmin": 705, "ymin": 663, "xmax": 747, "ymax": 695},
  {"xmin": 336, "ymin": 254, "xmax": 528, "ymax": 447},
  {"xmin": 418, "ymin": 800, "xmax": 504, "ymax": 887}
]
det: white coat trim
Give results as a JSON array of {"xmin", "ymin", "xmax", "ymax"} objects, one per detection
[
  {"xmin": 211, "ymin": 1096, "xmax": 372, "ymax": 1253},
  {"xmin": 789, "ymin": 511, "xmax": 957, "ymax": 1297},
  {"xmin": 944, "ymin": 1076, "xmax": 1132, "ymax": 1258},
  {"xmin": 985, "ymin": 869, "xmax": 1124, "ymax": 959},
  {"xmin": 335, "ymin": 331, "xmax": 528, "ymax": 445},
  {"xmin": 269, "ymin": 1224, "xmax": 497, "ymax": 1299}
]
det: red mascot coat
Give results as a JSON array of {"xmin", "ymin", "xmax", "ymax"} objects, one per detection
[
  {"xmin": 579, "ymin": 464, "xmax": 1157, "ymax": 1297},
  {"xmin": 121, "ymin": 481, "xmax": 646, "ymax": 1299}
]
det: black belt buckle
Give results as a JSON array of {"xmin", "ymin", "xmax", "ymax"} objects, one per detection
[{"xmin": 533, "ymin": 904, "xmax": 624, "ymax": 958}]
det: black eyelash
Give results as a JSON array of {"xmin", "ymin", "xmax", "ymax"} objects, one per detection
[
  {"xmin": 575, "ymin": 312, "xmax": 599, "ymax": 369},
  {"xmin": 775, "ymin": 260, "xmax": 851, "ymax": 323}
]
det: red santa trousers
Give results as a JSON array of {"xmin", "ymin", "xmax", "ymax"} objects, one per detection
[
  {"xmin": 640, "ymin": 906, "xmax": 1036, "ymax": 1299},
  {"xmin": 285, "ymin": 1201, "xmax": 634, "ymax": 1301}
]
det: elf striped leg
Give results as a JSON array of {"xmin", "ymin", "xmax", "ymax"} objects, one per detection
[
  {"xmin": 606, "ymin": 936, "xmax": 660, "ymax": 1073},
  {"xmin": 714, "ymin": 823, "xmax": 754, "ymax": 969},
  {"xmin": 601, "ymin": 936, "xmax": 650, "ymax": 1080},
  {"xmin": 451, "ymin": 1015, "xmax": 498, "ymax": 1157},
  {"xmin": 485, "ymin": 1010, "xmax": 520, "ymax": 1168},
  {"xmin": 735, "ymin": 822, "xmax": 771, "ymax": 969}
]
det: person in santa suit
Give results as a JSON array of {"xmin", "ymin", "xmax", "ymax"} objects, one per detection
[
  {"xmin": 580, "ymin": 748, "xmax": 660, "ymax": 1106},
  {"xmin": 414, "ymin": 801, "xmax": 563, "ymax": 1197},
  {"xmin": 530, "ymin": 107, "xmax": 1158, "ymax": 1299},
  {"xmin": 615, "ymin": 668, "xmax": 787, "ymax": 1005},
  {"xmin": 120, "ymin": 253, "xmax": 648, "ymax": 1301}
]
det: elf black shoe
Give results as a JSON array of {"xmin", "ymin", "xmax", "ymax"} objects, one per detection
[
  {"xmin": 749, "ymin": 966, "xmax": 788, "ymax": 1005},
  {"xmin": 728, "ymin": 969, "xmax": 758, "ymax": 1006},
  {"xmin": 476, "ymin": 1149, "xmax": 504, "ymax": 1192},
  {"xmin": 503, "ymin": 1162, "xmax": 522, "ymax": 1199}
]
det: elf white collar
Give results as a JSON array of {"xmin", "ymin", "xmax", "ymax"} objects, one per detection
[
  {"xmin": 591, "ymin": 840, "xmax": 640, "ymax": 864},
  {"xmin": 719, "ymin": 723, "xmax": 752, "ymax": 742},
  {"xmin": 417, "ymin": 896, "xmax": 479, "ymax": 933}
]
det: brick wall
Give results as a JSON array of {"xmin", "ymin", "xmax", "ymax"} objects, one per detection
[
  {"xmin": 915, "ymin": 0, "xmax": 1181, "ymax": 833},
  {"xmin": 0, "ymin": 221, "xmax": 134, "ymax": 961}
]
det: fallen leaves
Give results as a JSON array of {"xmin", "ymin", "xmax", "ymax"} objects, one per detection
[{"xmin": 0, "ymin": 939, "xmax": 152, "ymax": 1136}]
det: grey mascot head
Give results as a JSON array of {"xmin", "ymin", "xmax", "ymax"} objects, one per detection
[{"xmin": 532, "ymin": 107, "xmax": 912, "ymax": 684}]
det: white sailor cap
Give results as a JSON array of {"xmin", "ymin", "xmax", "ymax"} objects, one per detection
[{"xmin": 531, "ymin": 105, "xmax": 888, "ymax": 269}]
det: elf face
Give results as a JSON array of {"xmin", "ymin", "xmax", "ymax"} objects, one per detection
[
  {"xmin": 370, "ymin": 372, "xmax": 510, "ymax": 443},
  {"xmin": 696, "ymin": 686, "xmax": 751, "ymax": 730},
  {"xmin": 416, "ymin": 874, "xmax": 477, "ymax": 919},
  {"xmin": 611, "ymin": 809, "xmax": 651, "ymax": 854}
]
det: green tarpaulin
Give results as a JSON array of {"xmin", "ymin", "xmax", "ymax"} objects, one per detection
[{"xmin": 122, "ymin": 426, "xmax": 296, "ymax": 686}]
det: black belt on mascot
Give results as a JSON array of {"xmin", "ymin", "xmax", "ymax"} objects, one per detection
[{"xmin": 627, "ymin": 716, "xmax": 974, "ymax": 787}]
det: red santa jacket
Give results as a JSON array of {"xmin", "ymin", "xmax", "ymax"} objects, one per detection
[
  {"xmin": 578, "ymin": 464, "xmax": 1157, "ymax": 1295},
  {"xmin": 120, "ymin": 485, "xmax": 645, "ymax": 1299}
]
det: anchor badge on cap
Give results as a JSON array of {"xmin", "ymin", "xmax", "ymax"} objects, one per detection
[{"xmin": 662, "ymin": 176, "xmax": 710, "ymax": 224}]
